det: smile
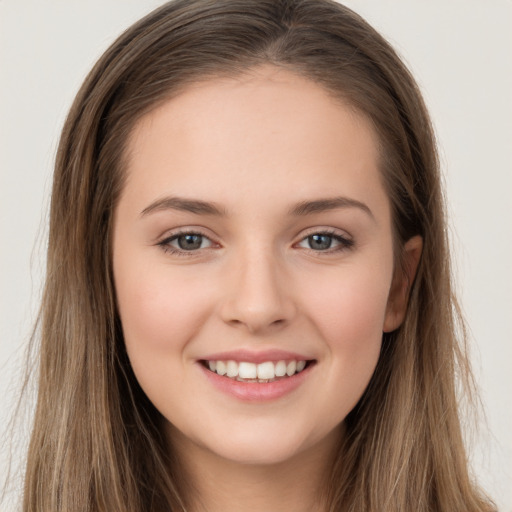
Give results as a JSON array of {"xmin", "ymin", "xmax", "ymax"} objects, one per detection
[
  {"xmin": 204, "ymin": 359, "xmax": 309, "ymax": 382},
  {"xmin": 198, "ymin": 351, "xmax": 316, "ymax": 401}
]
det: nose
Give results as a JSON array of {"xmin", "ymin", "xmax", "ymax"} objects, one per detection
[{"xmin": 219, "ymin": 246, "xmax": 296, "ymax": 335}]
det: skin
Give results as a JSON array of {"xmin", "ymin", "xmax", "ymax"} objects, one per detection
[{"xmin": 113, "ymin": 65, "xmax": 421, "ymax": 512}]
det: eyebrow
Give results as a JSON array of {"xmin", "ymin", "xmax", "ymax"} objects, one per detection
[
  {"xmin": 140, "ymin": 197, "xmax": 227, "ymax": 217},
  {"xmin": 140, "ymin": 195, "xmax": 374, "ymax": 220},
  {"xmin": 289, "ymin": 197, "xmax": 374, "ymax": 219}
]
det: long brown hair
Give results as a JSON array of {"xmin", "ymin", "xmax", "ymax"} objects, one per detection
[{"xmin": 22, "ymin": 1, "xmax": 494, "ymax": 510}]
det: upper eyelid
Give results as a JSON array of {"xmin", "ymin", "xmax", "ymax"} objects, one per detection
[
  {"xmin": 295, "ymin": 226, "xmax": 353, "ymax": 241},
  {"xmin": 297, "ymin": 233, "xmax": 353, "ymax": 246},
  {"xmin": 156, "ymin": 226, "xmax": 217, "ymax": 243}
]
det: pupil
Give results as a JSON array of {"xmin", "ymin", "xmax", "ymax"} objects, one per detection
[
  {"xmin": 178, "ymin": 234, "xmax": 202, "ymax": 250},
  {"xmin": 309, "ymin": 234, "xmax": 332, "ymax": 250}
]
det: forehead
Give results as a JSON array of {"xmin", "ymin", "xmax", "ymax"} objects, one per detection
[{"xmin": 122, "ymin": 65, "xmax": 388, "ymax": 219}]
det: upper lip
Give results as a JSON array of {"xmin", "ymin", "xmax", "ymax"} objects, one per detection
[{"xmin": 199, "ymin": 349, "xmax": 313, "ymax": 364}]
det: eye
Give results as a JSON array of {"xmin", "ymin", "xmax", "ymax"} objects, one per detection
[
  {"xmin": 158, "ymin": 231, "xmax": 215, "ymax": 254},
  {"xmin": 297, "ymin": 231, "xmax": 353, "ymax": 252}
]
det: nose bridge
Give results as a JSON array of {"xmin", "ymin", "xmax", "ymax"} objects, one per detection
[{"xmin": 220, "ymin": 239, "xmax": 294, "ymax": 333}]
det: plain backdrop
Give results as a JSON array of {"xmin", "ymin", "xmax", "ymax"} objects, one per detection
[{"xmin": 1, "ymin": 1, "xmax": 511, "ymax": 510}]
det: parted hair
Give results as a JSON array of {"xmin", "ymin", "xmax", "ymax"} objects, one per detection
[{"xmin": 22, "ymin": 1, "xmax": 494, "ymax": 510}]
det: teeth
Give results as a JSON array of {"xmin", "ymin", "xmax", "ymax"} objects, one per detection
[
  {"xmin": 286, "ymin": 360, "xmax": 297, "ymax": 376},
  {"xmin": 226, "ymin": 360, "xmax": 238, "ymax": 378},
  {"xmin": 257, "ymin": 361, "xmax": 275, "ymax": 380},
  {"xmin": 216, "ymin": 360, "xmax": 227, "ymax": 376},
  {"xmin": 206, "ymin": 359, "xmax": 309, "ymax": 381},
  {"xmin": 238, "ymin": 362, "xmax": 257, "ymax": 379},
  {"xmin": 275, "ymin": 360, "xmax": 287, "ymax": 377}
]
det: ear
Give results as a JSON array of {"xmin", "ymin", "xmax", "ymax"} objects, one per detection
[{"xmin": 383, "ymin": 235, "xmax": 423, "ymax": 333}]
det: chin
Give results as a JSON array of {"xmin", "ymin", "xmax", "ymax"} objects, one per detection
[
  {"xmin": 208, "ymin": 439, "xmax": 307, "ymax": 466},
  {"xmin": 192, "ymin": 421, "xmax": 335, "ymax": 467}
]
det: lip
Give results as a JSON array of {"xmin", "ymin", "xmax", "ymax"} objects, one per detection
[
  {"xmin": 200, "ymin": 349, "xmax": 311, "ymax": 364},
  {"xmin": 197, "ymin": 356, "xmax": 316, "ymax": 402}
]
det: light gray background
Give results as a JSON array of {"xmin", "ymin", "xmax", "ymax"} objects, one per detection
[{"xmin": 1, "ymin": 1, "xmax": 511, "ymax": 510}]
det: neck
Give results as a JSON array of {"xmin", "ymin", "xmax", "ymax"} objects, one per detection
[{"xmin": 169, "ymin": 427, "xmax": 342, "ymax": 512}]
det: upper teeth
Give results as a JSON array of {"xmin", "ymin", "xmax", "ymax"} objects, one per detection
[{"xmin": 207, "ymin": 360, "xmax": 307, "ymax": 380}]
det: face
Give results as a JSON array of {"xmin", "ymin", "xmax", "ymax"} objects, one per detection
[{"xmin": 113, "ymin": 66, "xmax": 417, "ymax": 467}]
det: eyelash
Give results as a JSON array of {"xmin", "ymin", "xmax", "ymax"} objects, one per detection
[
  {"xmin": 297, "ymin": 229, "xmax": 354, "ymax": 253},
  {"xmin": 157, "ymin": 230, "xmax": 216, "ymax": 257},
  {"xmin": 157, "ymin": 229, "xmax": 354, "ymax": 257}
]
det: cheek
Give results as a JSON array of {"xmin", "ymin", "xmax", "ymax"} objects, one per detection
[
  {"xmin": 114, "ymin": 256, "xmax": 213, "ymax": 358},
  {"xmin": 303, "ymin": 265, "xmax": 391, "ymax": 348},
  {"xmin": 297, "ymin": 261, "xmax": 392, "ymax": 407},
  {"xmin": 295, "ymin": 274, "xmax": 388, "ymax": 432},
  {"xmin": 113, "ymin": 258, "xmax": 220, "ymax": 410}
]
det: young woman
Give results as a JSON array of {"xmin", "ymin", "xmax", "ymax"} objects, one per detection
[{"xmin": 19, "ymin": 0, "xmax": 495, "ymax": 510}]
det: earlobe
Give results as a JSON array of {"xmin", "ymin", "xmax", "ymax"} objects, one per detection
[{"xmin": 383, "ymin": 235, "xmax": 423, "ymax": 333}]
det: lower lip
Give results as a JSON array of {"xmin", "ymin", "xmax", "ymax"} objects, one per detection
[{"xmin": 199, "ymin": 363, "xmax": 314, "ymax": 402}]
